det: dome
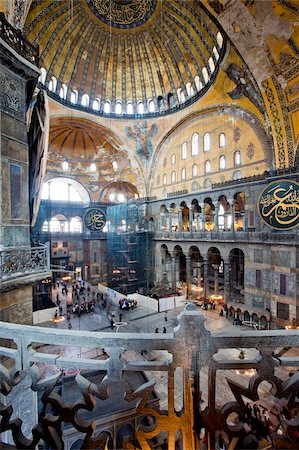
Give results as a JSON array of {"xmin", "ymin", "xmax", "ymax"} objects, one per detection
[{"xmin": 25, "ymin": 0, "xmax": 225, "ymax": 116}]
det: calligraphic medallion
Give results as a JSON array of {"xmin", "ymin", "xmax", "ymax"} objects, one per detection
[
  {"xmin": 84, "ymin": 209, "xmax": 106, "ymax": 231},
  {"xmin": 87, "ymin": 0, "xmax": 157, "ymax": 28},
  {"xmin": 258, "ymin": 180, "xmax": 299, "ymax": 230}
]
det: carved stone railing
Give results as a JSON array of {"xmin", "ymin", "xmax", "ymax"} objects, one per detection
[
  {"xmin": 0, "ymin": 305, "xmax": 298, "ymax": 449},
  {"xmin": 0, "ymin": 244, "xmax": 50, "ymax": 282},
  {"xmin": 154, "ymin": 230, "xmax": 298, "ymax": 244},
  {"xmin": 0, "ymin": 12, "xmax": 39, "ymax": 65}
]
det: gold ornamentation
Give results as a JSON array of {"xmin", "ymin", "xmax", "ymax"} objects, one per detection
[
  {"xmin": 89, "ymin": 0, "xmax": 155, "ymax": 26},
  {"xmin": 258, "ymin": 180, "xmax": 299, "ymax": 230}
]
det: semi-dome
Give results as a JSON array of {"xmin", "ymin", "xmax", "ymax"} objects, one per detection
[{"xmin": 25, "ymin": 0, "xmax": 225, "ymax": 116}]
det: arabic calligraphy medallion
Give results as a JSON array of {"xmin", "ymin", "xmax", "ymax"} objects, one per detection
[
  {"xmin": 84, "ymin": 209, "xmax": 106, "ymax": 231},
  {"xmin": 258, "ymin": 180, "xmax": 299, "ymax": 230}
]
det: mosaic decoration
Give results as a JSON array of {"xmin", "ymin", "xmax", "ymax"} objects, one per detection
[
  {"xmin": 233, "ymin": 126, "xmax": 241, "ymax": 143},
  {"xmin": 225, "ymin": 64, "xmax": 265, "ymax": 114},
  {"xmin": 262, "ymin": 80, "xmax": 286, "ymax": 168},
  {"xmin": 87, "ymin": 0, "xmax": 157, "ymax": 28},
  {"xmin": 258, "ymin": 179, "xmax": 299, "ymax": 230},
  {"xmin": 126, "ymin": 122, "xmax": 158, "ymax": 164},
  {"xmin": 247, "ymin": 142, "xmax": 255, "ymax": 160},
  {"xmin": 84, "ymin": 209, "xmax": 106, "ymax": 231}
]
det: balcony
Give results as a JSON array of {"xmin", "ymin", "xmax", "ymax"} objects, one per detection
[
  {"xmin": 154, "ymin": 230, "xmax": 298, "ymax": 244},
  {"xmin": 0, "ymin": 12, "xmax": 39, "ymax": 65},
  {"xmin": 0, "ymin": 306, "xmax": 298, "ymax": 449},
  {"xmin": 0, "ymin": 244, "xmax": 51, "ymax": 290}
]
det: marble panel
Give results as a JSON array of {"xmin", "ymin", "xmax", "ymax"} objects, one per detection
[
  {"xmin": 1, "ymin": 135, "xmax": 28, "ymax": 162},
  {"xmin": 245, "ymin": 268, "xmax": 254, "ymax": 287},
  {"xmin": 254, "ymin": 248, "xmax": 263, "ymax": 263},
  {"xmin": 0, "ymin": 66, "xmax": 25, "ymax": 120},
  {"xmin": 271, "ymin": 250, "xmax": 291, "ymax": 268},
  {"xmin": 3, "ymin": 226, "xmax": 30, "ymax": 247},
  {"xmin": 272, "ymin": 272, "xmax": 279, "ymax": 294}
]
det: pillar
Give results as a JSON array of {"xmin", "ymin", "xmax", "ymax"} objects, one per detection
[
  {"xmin": 213, "ymin": 264, "xmax": 219, "ymax": 295},
  {"xmin": 189, "ymin": 206, "xmax": 193, "ymax": 232},
  {"xmin": 171, "ymin": 252, "xmax": 176, "ymax": 291},
  {"xmin": 202, "ymin": 208, "xmax": 206, "ymax": 232},
  {"xmin": 230, "ymin": 201, "xmax": 235, "ymax": 232},
  {"xmin": 214, "ymin": 204, "xmax": 219, "ymax": 231},
  {"xmin": 203, "ymin": 260, "xmax": 209, "ymax": 300},
  {"xmin": 178, "ymin": 209, "xmax": 183, "ymax": 231},
  {"xmin": 186, "ymin": 256, "xmax": 191, "ymax": 299},
  {"xmin": 223, "ymin": 260, "xmax": 230, "ymax": 307}
]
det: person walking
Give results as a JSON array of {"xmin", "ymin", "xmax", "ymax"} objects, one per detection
[
  {"xmin": 163, "ymin": 326, "xmax": 167, "ymax": 333},
  {"xmin": 155, "ymin": 328, "xmax": 159, "ymax": 333}
]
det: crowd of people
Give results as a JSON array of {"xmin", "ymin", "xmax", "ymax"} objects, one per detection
[{"xmin": 118, "ymin": 298, "xmax": 137, "ymax": 310}]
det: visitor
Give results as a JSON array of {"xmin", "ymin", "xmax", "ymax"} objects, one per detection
[
  {"xmin": 155, "ymin": 328, "xmax": 159, "ymax": 333},
  {"xmin": 163, "ymin": 326, "xmax": 166, "ymax": 333},
  {"xmin": 68, "ymin": 322, "xmax": 72, "ymax": 330}
]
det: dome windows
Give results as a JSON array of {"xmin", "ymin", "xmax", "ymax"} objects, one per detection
[
  {"xmin": 186, "ymin": 82, "xmax": 194, "ymax": 97},
  {"xmin": 81, "ymin": 94, "xmax": 90, "ymax": 107},
  {"xmin": 192, "ymin": 164, "xmax": 198, "ymax": 177},
  {"xmin": 181, "ymin": 142, "xmax": 187, "ymax": 160},
  {"xmin": 202, "ymin": 67, "xmax": 209, "ymax": 84},
  {"xmin": 194, "ymin": 76, "xmax": 203, "ymax": 92},
  {"xmin": 219, "ymin": 133, "xmax": 226, "ymax": 148},
  {"xmin": 127, "ymin": 102, "xmax": 134, "ymax": 114},
  {"xmin": 93, "ymin": 98, "xmax": 100, "ymax": 111},
  {"xmin": 208, "ymin": 57, "xmax": 215, "ymax": 73},
  {"xmin": 171, "ymin": 170, "xmax": 176, "ymax": 183},
  {"xmin": 48, "ymin": 76, "xmax": 57, "ymax": 92},
  {"xmin": 39, "ymin": 67, "xmax": 47, "ymax": 84},
  {"xmin": 70, "ymin": 90, "xmax": 78, "ymax": 104},
  {"xmin": 205, "ymin": 160, "xmax": 211, "ymax": 174},
  {"xmin": 115, "ymin": 101, "xmax": 122, "ymax": 115},
  {"xmin": 137, "ymin": 101, "xmax": 144, "ymax": 114},
  {"xmin": 59, "ymin": 83, "xmax": 67, "ymax": 100},
  {"xmin": 181, "ymin": 167, "xmax": 186, "ymax": 181},
  {"xmin": 234, "ymin": 150, "xmax": 241, "ymax": 166},
  {"xmin": 171, "ymin": 153, "xmax": 176, "ymax": 165},
  {"xmin": 104, "ymin": 101, "xmax": 111, "ymax": 113},
  {"xmin": 148, "ymin": 99, "xmax": 155, "ymax": 112},
  {"xmin": 216, "ymin": 32, "xmax": 223, "ymax": 48},
  {"xmin": 219, "ymin": 155, "xmax": 226, "ymax": 170},
  {"xmin": 204, "ymin": 132, "xmax": 211, "ymax": 152}
]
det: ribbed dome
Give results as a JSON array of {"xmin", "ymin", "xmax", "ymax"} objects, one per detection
[{"xmin": 25, "ymin": 0, "xmax": 224, "ymax": 115}]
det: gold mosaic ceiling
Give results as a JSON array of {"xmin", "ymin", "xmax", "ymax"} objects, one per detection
[{"xmin": 25, "ymin": 0, "xmax": 224, "ymax": 112}]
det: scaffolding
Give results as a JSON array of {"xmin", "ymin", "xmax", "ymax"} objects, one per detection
[{"xmin": 106, "ymin": 202, "xmax": 153, "ymax": 294}]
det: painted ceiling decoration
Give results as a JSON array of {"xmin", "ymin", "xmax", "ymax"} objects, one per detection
[
  {"xmin": 25, "ymin": 0, "xmax": 225, "ymax": 114},
  {"xmin": 86, "ymin": 0, "xmax": 158, "ymax": 28}
]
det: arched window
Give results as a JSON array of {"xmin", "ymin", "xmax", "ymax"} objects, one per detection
[
  {"xmin": 194, "ymin": 75, "xmax": 202, "ymax": 91},
  {"xmin": 234, "ymin": 150, "xmax": 241, "ymax": 166},
  {"xmin": 48, "ymin": 76, "xmax": 57, "ymax": 92},
  {"xmin": 181, "ymin": 142, "xmax": 187, "ymax": 160},
  {"xmin": 168, "ymin": 93, "xmax": 175, "ymax": 108},
  {"xmin": 104, "ymin": 101, "xmax": 111, "ymax": 113},
  {"xmin": 186, "ymin": 82, "xmax": 194, "ymax": 96},
  {"xmin": 137, "ymin": 101, "xmax": 144, "ymax": 114},
  {"xmin": 191, "ymin": 132, "xmax": 199, "ymax": 156},
  {"xmin": 204, "ymin": 132, "xmax": 211, "ymax": 151},
  {"xmin": 181, "ymin": 167, "xmax": 186, "ymax": 181},
  {"xmin": 115, "ymin": 101, "xmax": 122, "ymax": 115},
  {"xmin": 163, "ymin": 174, "xmax": 167, "ymax": 185},
  {"xmin": 42, "ymin": 220, "xmax": 49, "ymax": 232},
  {"xmin": 216, "ymin": 32, "xmax": 223, "ymax": 48},
  {"xmin": 81, "ymin": 94, "xmax": 89, "ymax": 107},
  {"xmin": 148, "ymin": 99, "xmax": 155, "ymax": 112},
  {"xmin": 219, "ymin": 133, "xmax": 226, "ymax": 148},
  {"xmin": 70, "ymin": 90, "xmax": 78, "ymax": 104},
  {"xmin": 49, "ymin": 217, "xmax": 60, "ymax": 233},
  {"xmin": 158, "ymin": 96, "xmax": 164, "ymax": 111},
  {"xmin": 205, "ymin": 160, "xmax": 211, "ymax": 173},
  {"xmin": 192, "ymin": 164, "xmax": 198, "ymax": 177},
  {"xmin": 70, "ymin": 217, "xmax": 82, "ymax": 233},
  {"xmin": 177, "ymin": 88, "xmax": 185, "ymax": 103},
  {"xmin": 39, "ymin": 67, "xmax": 47, "ymax": 84},
  {"xmin": 41, "ymin": 179, "xmax": 89, "ymax": 203},
  {"xmin": 171, "ymin": 153, "xmax": 176, "ymax": 165},
  {"xmin": 208, "ymin": 57, "xmax": 215, "ymax": 73},
  {"xmin": 202, "ymin": 67, "xmax": 209, "ymax": 84},
  {"xmin": 59, "ymin": 83, "xmax": 67, "ymax": 100},
  {"xmin": 219, "ymin": 155, "xmax": 226, "ymax": 170},
  {"xmin": 213, "ymin": 46, "xmax": 219, "ymax": 60},
  {"xmin": 93, "ymin": 98, "xmax": 100, "ymax": 111},
  {"xmin": 171, "ymin": 171, "xmax": 176, "ymax": 183},
  {"xmin": 127, "ymin": 102, "xmax": 133, "ymax": 114}
]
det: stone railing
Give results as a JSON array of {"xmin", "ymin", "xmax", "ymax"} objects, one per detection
[
  {"xmin": 0, "ymin": 12, "xmax": 39, "ymax": 65},
  {"xmin": 0, "ymin": 305, "xmax": 298, "ymax": 449},
  {"xmin": 0, "ymin": 244, "xmax": 50, "ymax": 282},
  {"xmin": 155, "ymin": 230, "xmax": 298, "ymax": 243}
]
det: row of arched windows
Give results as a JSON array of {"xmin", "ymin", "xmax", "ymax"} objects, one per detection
[
  {"xmin": 176, "ymin": 132, "xmax": 227, "ymax": 161},
  {"xmin": 161, "ymin": 151, "xmax": 241, "ymax": 185},
  {"xmin": 42, "ymin": 216, "xmax": 83, "ymax": 233},
  {"xmin": 38, "ymin": 33, "xmax": 223, "ymax": 115}
]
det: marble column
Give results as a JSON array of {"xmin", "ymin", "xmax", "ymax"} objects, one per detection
[
  {"xmin": 171, "ymin": 253, "xmax": 176, "ymax": 291},
  {"xmin": 186, "ymin": 256, "xmax": 191, "ymax": 299},
  {"xmin": 223, "ymin": 260, "xmax": 230, "ymax": 307},
  {"xmin": 230, "ymin": 202, "xmax": 235, "ymax": 232},
  {"xmin": 204, "ymin": 260, "xmax": 209, "ymax": 300},
  {"xmin": 178, "ymin": 209, "xmax": 183, "ymax": 231},
  {"xmin": 189, "ymin": 206, "xmax": 193, "ymax": 232},
  {"xmin": 214, "ymin": 204, "xmax": 219, "ymax": 231},
  {"xmin": 213, "ymin": 264, "xmax": 219, "ymax": 295}
]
